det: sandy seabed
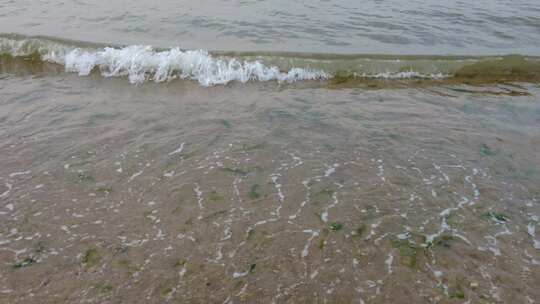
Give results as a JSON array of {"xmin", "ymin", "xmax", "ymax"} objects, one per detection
[{"xmin": 0, "ymin": 74, "xmax": 539, "ymax": 303}]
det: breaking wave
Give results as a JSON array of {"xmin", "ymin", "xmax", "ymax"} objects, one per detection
[
  {"xmin": 0, "ymin": 35, "xmax": 327, "ymax": 86},
  {"xmin": 1, "ymin": 34, "xmax": 540, "ymax": 86}
]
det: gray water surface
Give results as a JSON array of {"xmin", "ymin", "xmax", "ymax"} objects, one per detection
[{"xmin": 0, "ymin": 0, "xmax": 539, "ymax": 55}]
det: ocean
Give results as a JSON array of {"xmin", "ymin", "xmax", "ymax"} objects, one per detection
[{"xmin": 0, "ymin": 1, "xmax": 539, "ymax": 303}]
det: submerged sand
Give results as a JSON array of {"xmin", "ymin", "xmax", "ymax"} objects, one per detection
[{"xmin": 0, "ymin": 75, "xmax": 539, "ymax": 303}]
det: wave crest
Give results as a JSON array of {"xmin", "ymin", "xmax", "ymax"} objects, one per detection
[
  {"xmin": 1, "ymin": 35, "xmax": 328, "ymax": 85},
  {"xmin": 60, "ymin": 46, "xmax": 328, "ymax": 85},
  {"xmin": 3, "ymin": 34, "xmax": 539, "ymax": 86}
]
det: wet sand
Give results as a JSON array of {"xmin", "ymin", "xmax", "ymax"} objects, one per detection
[{"xmin": 0, "ymin": 75, "xmax": 539, "ymax": 303}]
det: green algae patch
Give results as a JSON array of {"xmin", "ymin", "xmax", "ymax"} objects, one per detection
[
  {"xmin": 391, "ymin": 238, "xmax": 418, "ymax": 268},
  {"xmin": 239, "ymin": 142, "xmax": 266, "ymax": 151},
  {"xmin": 83, "ymin": 248, "xmax": 101, "ymax": 267},
  {"xmin": 484, "ymin": 211, "xmax": 509, "ymax": 223},
  {"xmin": 249, "ymin": 263, "xmax": 257, "ymax": 273},
  {"xmin": 431, "ymin": 235, "xmax": 455, "ymax": 249},
  {"xmin": 95, "ymin": 186, "xmax": 112, "ymax": 194},
  {"xmin": 87, "ymin": 113, "xmax": 118, "ymax": 126},
  {"xmin": 173, "ymin": 259, "xmax": 186, "ymax": 268},
  {"xmin": 221, "ymin": 119, "xmax": 232, "ymax": 129},
  {"xmin": 143, "ymin": 210, "xmax": 153, "ymax": 220},
  {"xmin": 221, "ymin": 167, "xmax": 250, "ymax": 176},
  {"xmin": 460, "ymin": 104, "xmax": 477, "ymax": 115},
  {"xmin": 387, "ymin": 133, "xmax": 401, "ymax": 141},
  {"xmin": 181, "ymin": 150, "xmax": 198, "ymax": 159},
  {"xmin": 354, "ymin": 223, "xmax": 367, "ymax": 237},
  {"xmin": 315, "ymin": 189, "xmax": 334, "ymax": 197},
  {"xmin": 117, "ymin": 259, "xmax": 139, "ymax": 276},
  {"xmin": 349, "ymin": 113, "xmax": 363, "ymax": 121},
  {"xmin": 13, "ymin": 241, "xmax": 48, "ymax": 269},
  {"xmin": 247, "ymin": 228, "xmax": 255, "ymax": 240},
  {"xmin": 322, "ymin": 143, "xmax": 336, "ymax": 152},
  {"xmin": 433, "ymin": 235, "xmax": 454, "ymax": 248},
  {"xmin": 249, "ymin": 184, "xmax": 262, "ymax": 200},
  {"xmin": 77, "ymin": 171, "xmax": 95, "ymax": 182},
  {"xmin": 94, "ymin": 282, "xmax": 114, "ymax": 293},
  {"xmin": 445, "ymin": 212, "xmax": 461, "ymax": 226},
  {"xmin": 34, "ymin": 241, "xmax": 46, "ymax": 254},
  {"xmin": 329, "ymin": 222, "xmax": 344, "ymax": 231},
  {"xmin": 317, "ymin": 238, "xmax": 326, "ymax": 249},
  {"xmin": 203, "ymin": 209, "xmax": 228, "ymax": 221},
  {"xmin": 480, "ymin": 143, "xmax": 497, "ymax": 156},
  {"xmin": 13, "ymin": 257, "xmax": 37, "ymax": 269},
  {"xmin": 448, "ymin": 283, "xmax": 466, "ymax": 299},
  {"xmin": 209, "ymin": 190, "xmax": 224, "ymax": 202}
]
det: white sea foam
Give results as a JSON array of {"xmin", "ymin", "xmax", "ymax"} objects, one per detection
[
  {"xmin": 1, "ymin": 37, "xmax": 328, "ymax": 86},
  {"xmin": 385, "ymin": 253, "xmax": 394, "ymax": 274},
  {"xmin": 361, "ymin": 71, "xmax": 447, "ymax": 79},
  {"xmin": 59, "ymin": 46, "xmax": 330, "ymax": 85}
]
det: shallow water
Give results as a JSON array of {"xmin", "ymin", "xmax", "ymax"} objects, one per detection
[
  {"xmin": 0, "ymin": 74, "xmax": 539, "ymax": 303},
  {"xmin": 1, "ymin": 0, "xmax": 540, "ymax": 55},
  {"xmin": 1, "ymin": 1, "xmax": 540, "ymax": 302}
]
